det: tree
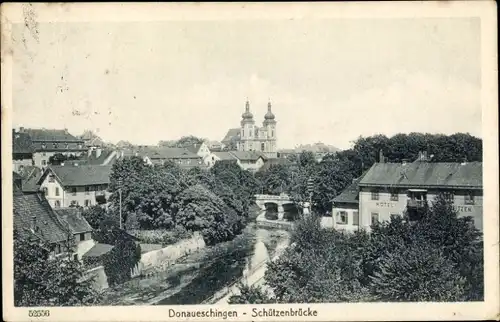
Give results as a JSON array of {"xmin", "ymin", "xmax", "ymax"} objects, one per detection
[
  {"xmin": 81, "ymin": 205, "xmax": 109, "ymax": 230},
  {"xmin": 228, "ymin": 283, "xmax": 274, "ymax": 304},
  {"xmin": 176, "ymin": 184, "xmax": 243, "ymax": 245},
  {"xmin": 256, "ymin": 164, "xmax": 292, "ymax": 195},
  {"xmin": 174, "ymin": 135, "xmax": 205, "ymax": 148},
  {"xmin": 14, "ymin": 231, "xmax": 99, "ymax": 306},
  {"xmin": 48, "ymin": 153, "xmax": 78, "ymax": 165},
  {"xmin": 370, "ymin": 241, "xmax": 465, "ymax": 301}
]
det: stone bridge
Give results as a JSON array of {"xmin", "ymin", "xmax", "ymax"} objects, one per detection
[{"xmin": 254, "ymin": 194, "xmax": 295, "ymax": 212}]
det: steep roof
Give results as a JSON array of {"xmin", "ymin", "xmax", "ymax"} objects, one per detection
[
  {"xmin": 23, "ymin": 128, "xmax": 84, "ymax": 142},
  {"xmin": 185, "ymin": 143, "xmax": 203, "ymax": 154},
  {"xmin": 81, "ymin": 149, "xmax": 117, "ymax": 165},
  {"xmin": 213, "ymin": 151, "xmax": 238, "ymax": 161},
  {"xmin": 258, "ymin": 157, "xmax": 295, "ymax": 172},
  {"xmin": 38, "ymin": 165, "xmax": 112, "ymax": 187},
  {"xmin": 229, "ymin": 151, "xmax": 267, "ymax": 162},
  {"xmin": 13, "ymin": 194, "xmax": 70, "ymax": 244},
  {"xmin": 12, "ymin": 131, "xmax": 35, "ymax": 154},
  {"xmin": 53, "ymin": 208, "xmax": 93, "ymax": 234},
  {"xmin": 359, "ymin": 162, "xmax": 483, "ymax": 189},
  {"xmin": 16, "ymin": 166, "xmax": 43, "ymax": 193},
  {"xmin": 221, "ymin": 128, "xmax": 241, "ymax": 144},
  {"xmin": 332, "ymin": 172, "xmax": 369, "ymax": 204}
]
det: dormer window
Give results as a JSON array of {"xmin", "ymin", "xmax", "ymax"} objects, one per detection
[
  {"xmin": 48, "ymin": 174, "xmax": 55, "ymax": 183},
  {"xmin": 41, "ymin": 143, "xmax": 46, "ymax": 149},
  {"xmin": 53, "ymin": 143, "xmax": 58, "ymax": 149},
  {"xmin": 65, "ymin": 143, "xmax": 69, "ymax": 149}
]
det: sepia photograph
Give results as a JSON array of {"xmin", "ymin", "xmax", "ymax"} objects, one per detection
[{"xmin": 2, "ymin": 2, "xmax": 498, "ymax": 321}]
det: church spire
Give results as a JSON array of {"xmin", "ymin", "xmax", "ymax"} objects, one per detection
[{"xmin": 264, "ymin": 98, "xmax": 275, "ymax": 121}]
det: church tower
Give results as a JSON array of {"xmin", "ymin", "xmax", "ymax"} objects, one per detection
[
  {"xmin": 240, "ymin": 99, "xmax": 255, "ymax": 151},
  {"xmin": 263, "ymin": 100, "xmax": 277, "ymax": 157}
]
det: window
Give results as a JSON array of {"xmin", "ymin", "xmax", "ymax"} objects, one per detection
[
  {"xmin": 42, "ymin": 187, "xmax": 49, "ymax": 196},
  {"xmin": 390, "ymin": 192, "xmax": 399, "ymax": 201},
  {"xmin": 261, "ymin": 143, "xmax": 265, "ymax": 151},
  {"xmin": 85, "ymin": 186, "xmax": 90, "ymax": 195},
  {"xmin": 41, "ymin": 143, "xmax": 46, "ymax": 149},
  {"xmin": 42, "ymin": 160, "xmax": 47, "ymax": 166},
  {"xmin": 48, "ymin": 174, "xmax": 55, "ymax": 182},
  {"xmin": 54, "ymin": 200, "xmax": 61, "ymax": 208},
  {"xmin": 465, "ymin": 191, "xmax": 475, "ymax": 205},
  {"xmin": 352, "ymin": 211, "xmax": 359, "ymax": 226},
  {"xmin": 84, "ymin": 199, "xmax": 91, "ymax": 207},
  {"xmin": 79, "ymin": 233, "xmax": 86, "ymax": 241},
  {"xmin": 54, "ymin": 244, "xmax": 61, "ymax": 254},
  {"xmin": 371, "ymin": 191, "xmax": 379, "ymax": 200},
  {"xmin": 371, "ymin": 212, "xmax": 379, "ymax": 225},
  {"xmin": 70, "ymin": 200, "xmax": 79, "ymax": 207},
  {"xmin": 443, "ymin": 191, "xmax": 455, "ymax": 203},
  {"xmin": 55, "ymin": 187, "xmax": 60, "ymax": 196},
  {"xmin": 65, "ymin": 143, "xmax": 69, "ymax": 149},
  {"xmin": 53, "ymin": 143, "xmax": 58, "ymax": 149},
  {"xmin": 71, "ymin": 187, "xmax": 77, "ymax": 196},
  {"xmin": 337, "ymin": 211, "xmax": 348, "ymax": 225}
]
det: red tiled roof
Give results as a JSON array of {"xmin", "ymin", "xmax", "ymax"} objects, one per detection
[
  {"xmin": 12, "ymin": 132, "xmax": 35, "ymax": 154},
  {"xmin": 23, "ymin": 128, "xmax": 84, "ymax": 142}
]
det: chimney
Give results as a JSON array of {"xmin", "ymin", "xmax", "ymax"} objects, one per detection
[
  {"xmin": 379, "ymin": 149, "xmax": 385, "ymax": 163},
  {"xmin": 19, "ymin": 127, "xmax": 25, "ymax": 133},
  {"xmin": 96, "ymin": 147, "xmax": 102, "ymax": 158},
  {"xmin": 31, "ymin": 215, "xmax": 37, "ymax": 232}
]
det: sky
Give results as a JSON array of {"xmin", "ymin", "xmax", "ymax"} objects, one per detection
[{"xmin": 11, "ymin": 17, "xmax": 482, "ymax": 150}]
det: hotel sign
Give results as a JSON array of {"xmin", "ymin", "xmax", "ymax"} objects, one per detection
[{"xmin": 375, "ymin": 202, "xmax": 397, "ymax": 208}]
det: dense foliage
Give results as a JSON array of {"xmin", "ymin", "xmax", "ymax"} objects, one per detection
[
  {"xmin": 14, "ymin": 231, "xmax": 99, "ymax": 306},
  {"xmin": 255, "ymin": 132, "xmax": 482, "ymax": 215},
  {"xmin": 92, "ymin": 226, "xmax": 142, "ymax": 286},
  {"xmin": 108, "ymin": 156, "xmax": 259, "ymax": 245},
  {"xmin": 48, "ymin": 153, "xmax": 79, "ymax": 165},
  {"xmin": 229, "ymin": 194, "xmax": 483, "ymax": 303}
]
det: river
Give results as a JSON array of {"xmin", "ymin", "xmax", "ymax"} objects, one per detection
[{"xmin": 99, "ymin": 214, "xmax": 290, "ymax": 306}]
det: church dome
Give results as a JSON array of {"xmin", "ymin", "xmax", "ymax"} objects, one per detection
[
  {"xmin": 242, "ymin": 100, "xmax": 254, "ymax": 120},
  {"xmin": 264, "ymin": 101, "xmax": 275, "ymax": 120}
]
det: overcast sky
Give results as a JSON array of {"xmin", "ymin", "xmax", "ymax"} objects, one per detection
[{"xmin": 12, "ymin": 17, "xmax": 481, "ymax": 149}]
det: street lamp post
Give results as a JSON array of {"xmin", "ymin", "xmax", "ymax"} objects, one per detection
[{"xmin": 119, "ymin": 188, "xmax": 122, "ymax": 229}]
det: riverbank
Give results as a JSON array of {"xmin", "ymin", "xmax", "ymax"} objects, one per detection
[{"xmin": 99, "ymin": 223, "xmax": 289, "ymax": 305}]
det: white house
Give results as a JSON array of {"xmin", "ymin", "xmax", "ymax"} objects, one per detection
[{"xmin": 37, "ymin": 164, "xmax": 112, "ymax": 209}]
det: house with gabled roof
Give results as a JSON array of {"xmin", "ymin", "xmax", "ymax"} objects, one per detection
[
  {"xmin": 37, "ymin": 164, "xmax": 112, "ymax": 209},
  {"xmin": 13, "ymin": 193, "xmax": 73, "ymax": 258},
  {"xmin": 208, "ymin": 150, "xmax": 267, "ymax": 172},
  {"xmin": 358, "ymin": 157, "xmax": 483, "ymax": 231},
  {"xmin": 53, "ymin": 208, "xmax": 96, "ymax": 260}
]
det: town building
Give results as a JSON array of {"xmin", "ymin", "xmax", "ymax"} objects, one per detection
[
  {"xmin": 53, "ymin": 208, "xmax": 95, "ymax": 260},
  {"xmin": 80, "ymin": 130, "xmax": 106, "ymax": 148},
  {"xmin": 329, "ymin": 175, "xmax": 365, "ymax": 232},
  {"xmin": 357, "ymin": 158, "xmax": 483, "ymax": 231},
  {"xmin": 14, "ymin": 128, "xmax": 87, "ymax": 168},
  {"xmin": 185, "ymin": 142, "xmax": 212, "ymax": 160},
  {"xmin": 210, "ymin": 151, "xmax": 267, "ymax": 172},
  {"xmin": 14, "ymin": 165, "xmax": 43, "ymax": 195},
  {"xmin": 221, "ymin": 100, "xmax": 277, "ymax": 158},
  {"xmin": 13, "ymin": 193, "xmax": 72, "ymax": 258},
  {"xmin": 12, "ymin": 131, "xmax": 35, "ymax": 173},
  {"xmin": 37, "ymin": 164, "xmax": 112, "ymax": 209}
]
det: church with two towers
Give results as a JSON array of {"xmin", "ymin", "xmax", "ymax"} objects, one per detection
[{"xmin": 221, "ymin": 100, "xmax": 278, "ymax": 158}]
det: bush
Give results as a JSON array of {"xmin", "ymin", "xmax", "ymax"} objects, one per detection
[{"xmin": 128, "ymin": 226, "xmax": 191, "ymax": 246}]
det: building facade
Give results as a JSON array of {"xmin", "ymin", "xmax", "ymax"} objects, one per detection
[
  {"xmin": 358, "ymin": 161, "xmax": 483, "ymax": 231},
  {"xmin": 37, "ymin": 165, "xmax": 112, "ymax": 209},
  {"xmin": 222, "ymin": 100, "xmax": 277, "ymax": 158},
  {"xmin": 14, "ymin": 128, "xmax": 87, "ymax": 168}
]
